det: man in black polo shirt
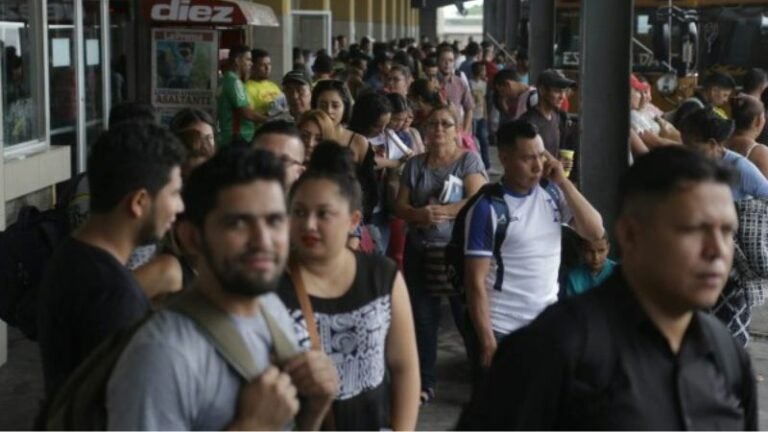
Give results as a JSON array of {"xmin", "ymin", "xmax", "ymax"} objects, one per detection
[
  {"xmin": 461, "ymin": 146, "xmax": 757, "ymax": 430},
  {"xmin": 519, "ymin": 69, "xmax": 575, "ymax": 157},
  {"xmin": 37, "ymin": 122, "xmax": 186, "ymax": 399}
]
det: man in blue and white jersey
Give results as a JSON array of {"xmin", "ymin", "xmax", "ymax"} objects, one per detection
[{"xmin": 464, "ymin": 120, "xmax": 605, "ymax": 371}]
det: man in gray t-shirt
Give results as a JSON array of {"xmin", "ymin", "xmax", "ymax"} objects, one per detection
[{"xmin": 107, "ymin": 148, "xmax": 338, "ymax": 431}]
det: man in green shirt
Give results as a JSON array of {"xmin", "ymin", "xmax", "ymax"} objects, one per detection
[{"xmin": 217, "ymin": 45, "xmax": 269, "ymax": 146}]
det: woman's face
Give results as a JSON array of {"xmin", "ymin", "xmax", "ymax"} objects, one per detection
[
  {"xmin": 389, "ymin": 111, "xmax": 408, "ymax": 131},
  {"xmin": 387, "ymin": 71, "xmax": 409, "ymax": 96},
  {"xmin": 425, "ymin": 109, "xmax": 457, "ymax": 147},
  {"xmin": 316, "ymin": 90, "xmax": 345, "ymax": 126},
  {"xmin": 299, "ymin": 120, "xmax": 322, "ymax": 161},
  {"xmin": 404, "ymin": 110, "xmax": 414, "ymax": 129},
  {"xmin": 290, "ymin": 178, "xmax": 360, "ymax": 261},
  {"xmin": 368, "ymin": 112, "xmax": 392, "ymax": 138}
]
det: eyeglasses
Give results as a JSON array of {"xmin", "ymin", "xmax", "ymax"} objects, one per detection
[
  {"xmin": 427, "ymin": 120, "xmax": 455, "ymax": 130},
  {"xmin": 279, "ymin": 155, "xmax": 304, "ymax": 168}
]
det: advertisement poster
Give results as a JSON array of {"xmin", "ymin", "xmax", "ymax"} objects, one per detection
[{"xmin": 151, "ymin": 28, "xmax": 218, "ymax": 122}]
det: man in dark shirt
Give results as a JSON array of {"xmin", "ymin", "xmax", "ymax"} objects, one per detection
[
  {"xmin": 37, "ymin": 122, "xmax": 186, "ymax": 398},
  {"xmin": 519, "ymin": 69, "xmax": 575, "ymax": 156},
  {"xmin": 461, "ymin": 146, "xmax": 757, "ymax": 430}
]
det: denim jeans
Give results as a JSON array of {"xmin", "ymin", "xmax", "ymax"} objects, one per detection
[
  {"xmin": 403, "ymin": 234, "xmax": 467, "ymax": 391},
  {"xmin": 368, "ymin": 211, "xmax": 391, "ymax": 255},
  {"xmin": 473, "ymin": 118, "xmax": 491, "ymax": 170}
]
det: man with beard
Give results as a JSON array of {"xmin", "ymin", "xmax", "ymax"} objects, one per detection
[
  {"xmin": 38, "ymin": 122, "xmax": 186, "ymax": 399},
  {"xmin": 106, "ymin": 148, "xmax": 338, "ymax": 431}
]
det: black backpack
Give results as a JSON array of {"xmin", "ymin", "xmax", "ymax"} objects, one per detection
[
  {"xmin": 0, "ymin": 174, "xmax": 84, "ymax": 340},
  {"xmin": 445, "ymin": 183, "xmax": 511, "ymax": 295}
]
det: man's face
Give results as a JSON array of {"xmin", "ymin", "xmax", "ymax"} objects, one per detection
[
  {"xmin": 283, "ymin": 81, "xmax": 311, "ymax": 117},
  {"xmin": 253, "ymin": 133, "xmax": 305, "ymax": 187},
  {"xmin": 137, "ymin": 167, "xmax": 184, "ymax": 245},
  {"xmin": 705, "ymin": 86, "xmax": 732, "ymax": 107},
  {"xmin": 387, "ymin": 70, "xmax": 409, "ymax": 96},
  {"xmin": 252, "ymin": 56, "xmax": 271, "ymax": 80},
  {"xmin": 499, "ymin": 136, "xmax": 546, "ymax": 194},
  {"xmin": 198, "ymin": 180, "xmax": 289, "ymax": 297},
  {"xmin": 235, "ymin": 52, "xmax": 253, "ymax": 79},
  {"xmin": 618, "ymin": 181, "xmax": 736, "ymax": 313},
  {"xmin": 540, "ymin": 85, "xmax": 567, "ymax": 110},
  {"xmin": 438, "ymin": 51, "xmax": 455, "ymax": 75}
]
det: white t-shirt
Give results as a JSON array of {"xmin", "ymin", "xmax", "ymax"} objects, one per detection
[
  {"xmin": 630, "ymin": 109, "xmax": 661, "ymax": 135},
  {"xmin": 106, "ymin": 293, "xmax": 300, "ymax": 431},
  {"xmin": 464, "ymin": 183, "xmax": 572, "ymax": 334}
]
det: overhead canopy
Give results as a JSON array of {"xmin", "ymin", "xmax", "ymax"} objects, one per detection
[{"xmin": 144, "ymin": 0, "xmax": 279, "ymax": 27}]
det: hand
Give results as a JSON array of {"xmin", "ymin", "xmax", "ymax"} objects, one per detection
[
  {"xmin": 542, "ymin": 151, "xmax": 567, "ymax": 186},
  {"xmin": 558, "ymin": 155, "xmax": 574, "ymax": 178},
  {"xmin": 230, "ymin": 366, "xmax": 299, "ymax": 431},
  {"xmin": 421, "ymin": 205, "xmax": 451, "ymax": 225},
  {"xmin": 480, "ymin": 337, "xmax": 498, "ymax": 369},
  {"xmin": 283, "ymin": 350, "xmax": 339, "ymax": 401}
]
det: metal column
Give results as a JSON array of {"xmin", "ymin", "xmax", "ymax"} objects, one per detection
[
  {"xmin": 506, "ymin": 0, "xmax": 521, "ymax": 51},
  {"xmin": 495, "ymin": 0, "xmax": 507, "ymax": 48},
  {"xmin": 579, "ymin": 0, "xmax": 633, "ymax": 243},
  {"xmin": 528, "ymin": 0, "xmax": 555, "ymax": 81},
  {"xmin": 483, "ymin": 0, "xmax": 496, "ymax": 42}
]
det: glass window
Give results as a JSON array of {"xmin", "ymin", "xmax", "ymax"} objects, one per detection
[
  {"xmin": 0, "ymin": 0, "xmax": 44, "ymax": 150},
  {"xmin": 48, "ymin": 0, "xmax": 77, "ymax": 153}
]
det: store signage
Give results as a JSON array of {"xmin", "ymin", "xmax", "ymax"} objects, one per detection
[
  {"xmin": 150, "ymin": 0, "xmax": 234, "ymax": 24},
  {"xmin": 143, "ymin": 0, "xmax": 279, "ymax": 27}
]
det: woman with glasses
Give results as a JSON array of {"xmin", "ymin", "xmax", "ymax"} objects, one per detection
[
  {"xmin": 394, "ymin": 104, "xmax": 487, "ymax": 405},
  {"xmin": 311, "ymin": 80, "xmax": 369, "ymax": 167},
  {"xmin": 297, "ymin": 109, "xmax": 337, "ymax": 162}
]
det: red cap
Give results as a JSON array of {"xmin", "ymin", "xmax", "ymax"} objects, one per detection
[{"xmin": 630, "ymin": 74, "xmax": 650, "ymax": 92}]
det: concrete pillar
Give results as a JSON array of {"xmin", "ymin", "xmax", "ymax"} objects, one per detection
[
  {"xmin": 373, "ymin": 0, "xmax": 387, "ymax": 42},
  {"xmin": 250, "ymin": 0, "xmax": 292, "ymax": 80},
  {"xmin": 420, "ymin": 7, "xmax": 437, "ymax": 43},
  {"xmin": 398, "ymin": 0, "xmax": 407, "ymax": 39},
  {"xmin": 483, "ymin": 0, "xmax": 496, "ymax": 43},
  {"xmin": 529, "ymin": 0, "xmax": 555, "ymax": 82},
  {"xmin": 331, "ymin": 0, "xmax": 355, "ymax": 43},
  {"xmin": 506, "ymin": 0, "xmax": 521, "ymax": 50},
  {"xmin": 0, "ymin": 155, "xmax": 5, "ymax": 367},
  {"xmin": 496, "ymin": 0, "xmax": 508, "ymax": 48},
  {"xmin": 579, "ymin": 0, "xmax": 633, "ymax": 243},
  {"xmin": 387, "ymin": 0, "xmax": 398, "ymax": 41},
  {"xmin": 355, "ymin": 0, "xmax": 373, "ymax": 43}
]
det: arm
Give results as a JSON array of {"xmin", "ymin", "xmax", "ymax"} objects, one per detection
[
  {"xmin": 463, "ymin": 197, "xmax": 497, "ymax": 368},
  {"xmin": 236, "ymin": 106, "xmax": 270, "ymax": 124},
  {"xmin": 544, "ymin": 153, "xmax": 604, "ymax": 241},
  {"xmin": 637, "ymin": 129, "xmax": 680, "ymax": 149},
  {"xmin": 748, "ymin": 145, "xmax": 768, "ymax": 179},
  {"xmin": 462, "ymin": 86, "xmax": 475, "ymax": 133},
  {"xmin": 466, "ymin": 257, "xmax": 496, "ymax": 368},
  {"xmin": 133, "ymin": 253, "xmax": 183, "ymax": 304},
  {"xmin": 385, "ymin": 272, "xmax": 420, "ymax": 431},
  {"xmin": 629, "ymin": 129, "xmax": 649, "ymax": 156},
  {"xmin": 351, "ymin": 135, "xmax": 369, "ymax": 165}
]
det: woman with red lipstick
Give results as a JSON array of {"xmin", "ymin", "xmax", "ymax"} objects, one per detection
[
  {"xmin": 278, "ymin": 142, "xmax": 420, "ymax": 431},
  {"xmin": 394, "ymin": 104, "xmax": 487, "ymax": 404}
]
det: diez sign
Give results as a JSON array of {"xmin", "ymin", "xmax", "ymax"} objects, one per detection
[{"xmin": 144, "ymin": 0, "xmax": 242, "ymax": 25}]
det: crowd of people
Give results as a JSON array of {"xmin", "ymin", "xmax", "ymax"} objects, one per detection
[{"xmin": 28, "ymin": 34, "xmax": 768, "ymax": 430}]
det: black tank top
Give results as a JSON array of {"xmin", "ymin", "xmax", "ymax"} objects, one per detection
[{"xmin": 278, "ymin": 252, "xmax": 398, "ymax": 430}]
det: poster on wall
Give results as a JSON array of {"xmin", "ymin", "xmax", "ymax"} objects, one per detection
[{"xmin": 151, "ymin": 28, "xmax": 218, "ymax": 124}]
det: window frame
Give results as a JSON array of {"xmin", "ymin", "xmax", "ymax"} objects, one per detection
[{"xmin": 1, "ymin": 0, "xmax": 50, "ymax": 160}]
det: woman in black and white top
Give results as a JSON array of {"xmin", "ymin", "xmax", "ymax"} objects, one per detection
[{"xmin": 278, "ymin": 142, "xmax": 420, "ymax": 430}]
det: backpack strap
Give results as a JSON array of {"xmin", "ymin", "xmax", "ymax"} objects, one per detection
[
  {"xmin": 486, "ymin": 183, "xmax": 510, "ymax": 292},
  {"xmin": 169, "ymin": 290, "xmax": 297, "ymax": 381}
]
